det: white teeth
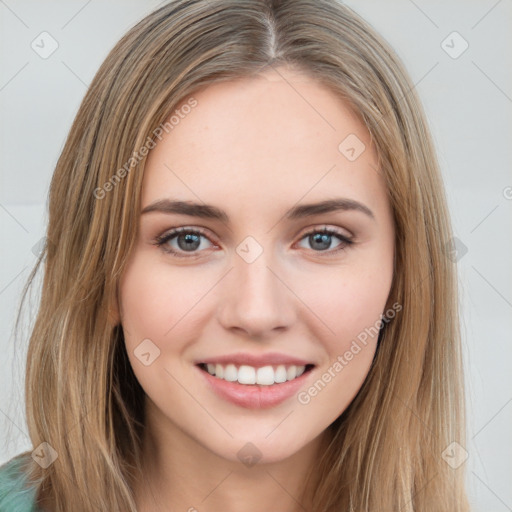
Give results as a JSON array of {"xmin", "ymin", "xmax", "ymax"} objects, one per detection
[
  {"xmin": 256, "ymin": 366, "xmax": 274, "ymax": 386},
  {"xmin": 286, "ymin": 366, "xmax": 297, "ymax": 380},
  {"xmin": 224, "ymin": 363, "xmax": 238, "ymax": 382},
  {"xmin": 202, "ymin": 362, "xmax": 308, "ymax": 385},
  {"xmin": 274, "ymin": 365, "xmax": 288, "ymax": 383},
  {"xmin": 237, "ymin": 365, "xmax": 256, "ymax": 384}
]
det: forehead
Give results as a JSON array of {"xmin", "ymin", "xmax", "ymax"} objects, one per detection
[{"xmin": 141, "ymin": 67, "xmax": 385, "ymax": 218}]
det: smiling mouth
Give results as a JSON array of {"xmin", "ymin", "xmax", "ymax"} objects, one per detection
[{"xmin": 196, "ymin": 362, "xmax": 315, "ymax": 386}]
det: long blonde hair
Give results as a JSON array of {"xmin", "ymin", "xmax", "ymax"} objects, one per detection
[{"xmin": 13, "ymin": 0, "xmax": 469, "ymax": 510}]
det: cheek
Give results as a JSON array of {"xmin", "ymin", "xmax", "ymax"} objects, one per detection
[
  {"xmin": 295, "ymin": 274, "xmax": 386, "ymax": 416},
  {"xmin": 330, "ymin": 287, "xmax": 381, "ymax": 370},
  {"xmin": 334, "ymin": 282, "xmax": 386, "ymax": 344},
  {"xmin": 118, "ymin": 256, "xmax": 207, "ymax": 394},
  {"xmin": 119, "ymin": 253, "xmax": 205, "ymax": 342},
  {"xmin": 299, "ymin": 265, "xmax": 390, "ymax": 346},
  {"xmin": 294, "ymin": 263, "xmax": 391, "ymax": 406}
]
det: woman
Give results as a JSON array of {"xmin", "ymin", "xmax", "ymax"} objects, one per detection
[{"xmin": 0, "ymin": 0, "xmax": 470, "ymax": 510}]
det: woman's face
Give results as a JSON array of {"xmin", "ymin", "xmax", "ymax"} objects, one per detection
[{"xmin": 117, "ymin": 65, "xmax": 395, "ymax": 465}]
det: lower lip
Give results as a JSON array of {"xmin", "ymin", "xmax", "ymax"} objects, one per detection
[{"xmin": 196, "ymin": 365, "xmax": 314, "ymax": 409}]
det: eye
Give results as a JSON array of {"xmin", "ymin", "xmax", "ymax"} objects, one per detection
[
  {"xmin": 152, "ymin": 227, "xmax": 215, "ymax": 258},
  {"xmin": 152, "ymin": 225, "xmax": 354, "ymax": 259},
  {"xmin": 296, "ymin": 226, "xmax": 354, "ymax": 255}
]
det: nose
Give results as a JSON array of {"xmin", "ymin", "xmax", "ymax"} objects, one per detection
[{"xmin": 217, "ymin": 247, "xmax": 296, "ymax": 338}]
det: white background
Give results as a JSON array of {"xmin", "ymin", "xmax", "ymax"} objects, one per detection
[{"xmin": 1, "ymin": 1, "xmax": 511, "ymax": 510}]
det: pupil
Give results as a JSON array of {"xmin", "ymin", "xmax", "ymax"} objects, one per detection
[
  {"xmin": 311, "ymin": 233, "xmax": 331, "ymax": 251},
  {"xmin": 178, "ymin": 233, "xmax": 200, "ymax": 251}
]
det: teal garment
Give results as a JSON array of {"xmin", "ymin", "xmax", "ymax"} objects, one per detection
[{"xmin": 0, "ymin": 454, "xmax": 40, "ymax": 511}]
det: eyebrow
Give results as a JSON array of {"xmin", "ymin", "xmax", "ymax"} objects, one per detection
[{"xmin": 141, "ymin": 198, "xmax": 375, "ymax": 221}]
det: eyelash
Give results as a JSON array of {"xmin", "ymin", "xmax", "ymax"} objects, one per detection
[{"xmin": 152, "ymin": 226, "xmax": 354, "ymax": 259}]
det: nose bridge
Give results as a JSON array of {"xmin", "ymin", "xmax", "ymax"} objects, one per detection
[{"xmin": 217, "ymin": 238, "xmax": 295, "ymax": 336}]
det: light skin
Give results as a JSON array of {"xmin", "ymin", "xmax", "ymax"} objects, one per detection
[{"xmin": 113, "ymin": 64, "xmax": 395, "ymax": 512}]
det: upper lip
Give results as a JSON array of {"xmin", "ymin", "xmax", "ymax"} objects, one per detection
[{"xmin": 196, "ymin": 352, "xmax": 315, "ymax": 368}]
